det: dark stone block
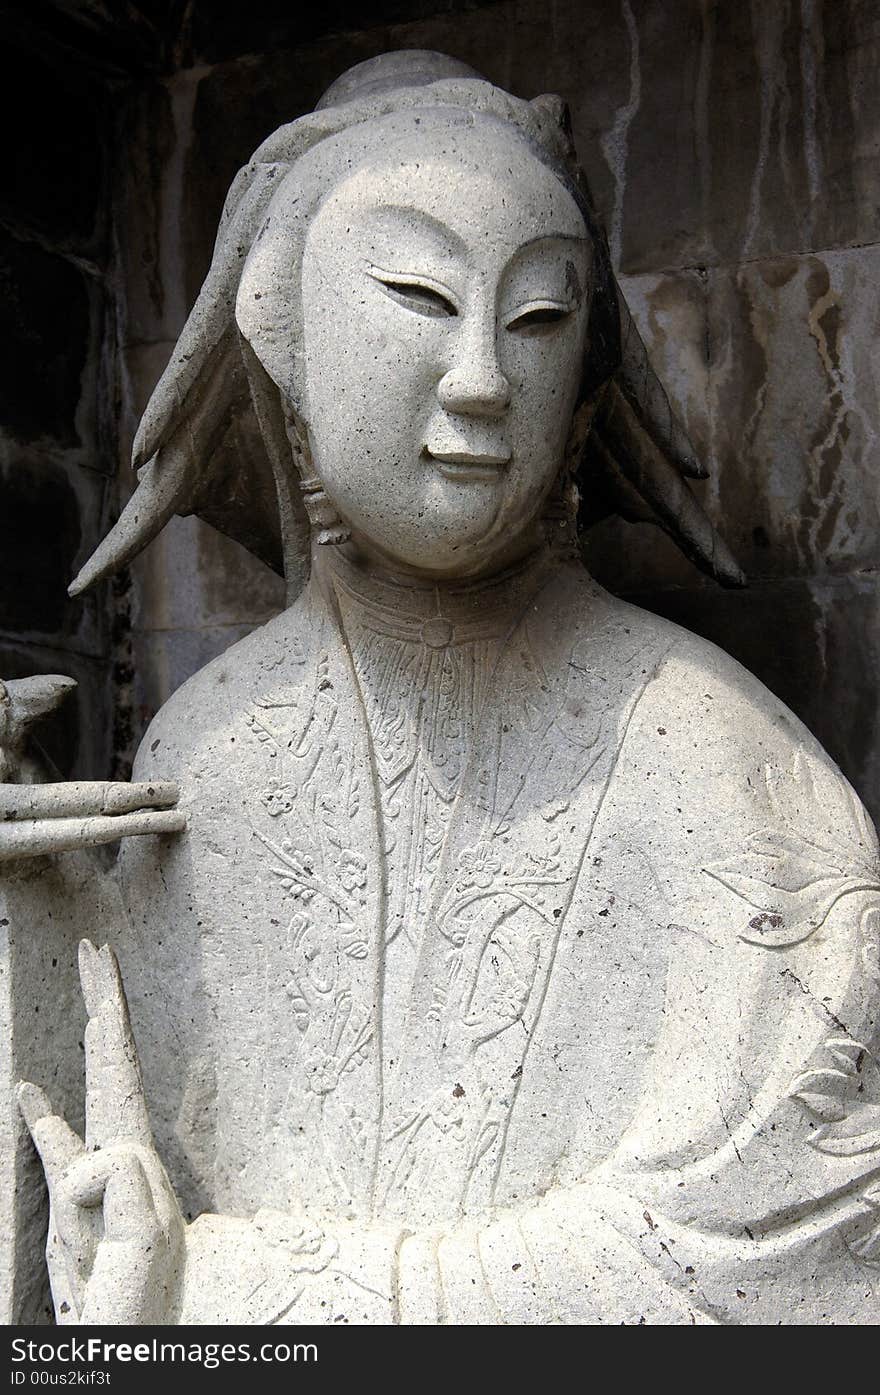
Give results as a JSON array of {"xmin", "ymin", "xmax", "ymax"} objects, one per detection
[
  {"xmin": 587, "ymin": 248, "xmax": 880, "ymax": 592},
  {"xmin": 187, "ymin": 0, "xmax": 500, "ymax": 66},
  {"xmin": 115, "ymin": 81, "xmax": 176, "ymax": 346},
  {"xmin": 0, "ymin": 230, "xmax": 90, "ymax": 447},
  {"xmin": 0, "ymin": 41, "xmax": 104, "ymax": 251},
  {"xmin": 543, "ymin": 0, "xmax": 880, "ymax": 274},
  {"xmin": 0, "ymin": 459, "xmax": 80, "ymax": 635},
  {"xmin": 175, "ymin": 0, "xmax": 880, "ymax": 295}
]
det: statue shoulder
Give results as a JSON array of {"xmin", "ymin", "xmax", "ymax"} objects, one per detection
[
  {"xmin": 131, "ymin": 590, "xmax": 319, "ymax": 777},
  {"xmin": 603, "ymin": 596, "xmax": 877, "ymax": 851}
]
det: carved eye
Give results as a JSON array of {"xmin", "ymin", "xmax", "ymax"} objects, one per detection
[
  {"xmin": 506, "ymin": 303, "xmax": 571, "ymax": 334},
  {"xmin": 370, "ymin": 272, "xmax": 458, "ymax": 319}
]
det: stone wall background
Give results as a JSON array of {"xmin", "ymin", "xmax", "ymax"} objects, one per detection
[
  {"xmin": 0, "ymin": 22, "xmax": 123, "ymax": 780},
  {"xmin": 2, "ymin": 0, "xmax": 878, "ymax": 822}
]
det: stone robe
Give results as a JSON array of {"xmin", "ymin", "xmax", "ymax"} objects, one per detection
[{"xmin": 75, "ymin": 549, "xmax": 880, "ymax": 1321}]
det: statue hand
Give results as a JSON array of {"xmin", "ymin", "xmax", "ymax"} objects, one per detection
[
  {"xmin": 18, "ymin": 941, "xmax": 185, "ymax": 1324},
  {"xmin": 0, "ymin": 675, "xmax": 184, "ymax": 864}
]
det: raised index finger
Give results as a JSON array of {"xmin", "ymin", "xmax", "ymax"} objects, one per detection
[{"xmin": 79, "ymin": 941, "xmax": 153, "ymax": 1151}]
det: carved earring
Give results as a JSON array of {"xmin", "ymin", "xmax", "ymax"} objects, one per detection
[
  {"xmin": 541, "ymin": 463, "xmax": 580, "ymax": 552},
  {"xmin": 283, "ymin": 406, "xmax": 351, "ymax": 547},
  {"xmin": 298, "ymin": 472, "xmax": 352, "ymax": 547}
]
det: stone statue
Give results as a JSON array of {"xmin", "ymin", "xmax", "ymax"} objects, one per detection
[{"xmin": 3, "ymin": 51, "xmax": 879, "ymax": 1325}]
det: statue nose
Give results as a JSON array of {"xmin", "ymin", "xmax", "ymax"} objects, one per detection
[{"xmin": 437, "ymin": 326, "xmax": 511, "ymax": 418}]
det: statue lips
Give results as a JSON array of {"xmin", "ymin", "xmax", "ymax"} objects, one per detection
[{"xmin": 424, "ymin": 446, "xmax": 511, "ymax": 482}]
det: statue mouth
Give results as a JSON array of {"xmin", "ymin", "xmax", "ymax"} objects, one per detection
[{"xmin": 425, "ymin": 447, "xmax": 510, "ymax": 482}]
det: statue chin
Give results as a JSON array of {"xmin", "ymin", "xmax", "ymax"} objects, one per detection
[
  {"xmin": 339, "ymin": 504, "xmax": 543, "ymax": 584},
  {"xmin": 3, "ymin": 46, "xmax": 878, "ymax": 1329}
]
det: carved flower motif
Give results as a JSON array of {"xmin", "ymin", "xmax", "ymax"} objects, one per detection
[
  {"xmin": 704, "ymin": 753, "xmax": 880, "ymax": 948},
  {"xmin": 459, "ymin": 842, "xmax": 502, "ymax": 890},
  {"xmin": 273, "ymin": 845, "xmax": 317, "ymax": 902},
  {"xmin": 303, "ymin": 1048, "xmax": 340, "ymax": 1096},
  {"xmin": 261, "ymin": 779, "xmax": 294, "ymax": 817},
  {"xmin": 428, "ymin": 1086, "xmax": 466, "ymax": 1138},
  {"xmin": 289, "ymin": 912, "xmax": 311, "ymax": 944},
  {"xmin": 252, "ymin": 1211, "xmax": 338, "ymax": 1272},
  {"xmin": 339, "ymin": 920, "xmax": 369, "ymax": 960},
  {"xmin": 290, "ymin": 884, "xmax": 316, "ymax": 905},
  {"xmin": 339, "ymin": 849, "xmax": 368, "ymax": 893}
]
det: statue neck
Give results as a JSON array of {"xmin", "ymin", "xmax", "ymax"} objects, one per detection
[{"xmin": 313, "ymin": 538, "xmax": 563, "ymax": 646}]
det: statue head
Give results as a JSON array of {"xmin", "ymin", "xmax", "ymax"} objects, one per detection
[
  {"xmin": 71, "ymin": 51, "xmax": 743, "ymax": 599},
  {"xmin": 240, "ymin": 104, "xmax": 600, "ymax": 577}
]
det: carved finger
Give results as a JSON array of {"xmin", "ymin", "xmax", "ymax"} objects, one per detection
[
  {"xmin": 0, "ymin": 781, "xmax": 180, "ymax": 822},
  {"xmin": 17, "ymin": 1083, "xmax": 99, "ymax": 1309},
  {"xmin": 52, "ymin": 1192, "xmax": 103, "ymax": 1309},
  {"xmin": 60, "ymin": 1151, "xmax": 115, "ymax": 1208},
  {"xmin": 102, "ymin": 1154, "xmax": 162, "ymax": 1244},
  {"xmin": 79, "ymin": 941, "xmax": 153, "ymax": 1151},
  {"xmin": 81, "ymin": 1238, "xmax": 174, "ymax": 1326},
  {"xmin": 0, "ymin": 808, "xmax": 186, "ymax": 862},
  {"xmin": 62, "ymin": 1151, "xmax": 159, "ymax": 1238},
  {"xmin": 79, "ymin": 1155, "xmax": 182, "ymax": 1324},
  {"xmin": 17, "ymin": 1082, "xmax": 84, "ymax": 1184}
]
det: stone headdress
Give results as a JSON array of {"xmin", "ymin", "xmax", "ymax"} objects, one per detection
[{"xmin": 71, "ymin": 50, "xmax": 744, "ymax": 602}]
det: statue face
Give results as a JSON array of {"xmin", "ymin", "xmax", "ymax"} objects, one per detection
[{"xmin": 300, "ymin": 122, "xmax": 590, "ymax": 576}]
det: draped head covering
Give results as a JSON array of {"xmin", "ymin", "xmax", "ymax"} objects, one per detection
[{"xmin": 70, "ymin": 50, "xmax": 744, "ymax": 601}]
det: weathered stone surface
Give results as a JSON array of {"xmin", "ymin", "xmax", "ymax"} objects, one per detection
[
  {"xmin": 174, "ymin": 0, "xmax": 880, "ymax": 278},
  {"xmin": 586, "ymin": 267, "xmax": 712, "ymax": 594},
  {"xmin": 561, "ymin": 0, "xmax": 880, "ymax": 273},
  {"xmin": 1, "ymin": 881, "xmax": 87, "ymax": 1324},
  {"xmin": 129, "ymin": 518, "xmax": 284, "ymax": 719},
  {"xmin": 132, "ymin": 515, "xmax": 283, "ymax": 635},
  {"xmin": 708, "ymin": 245, "xmax": 880, "ymax": 581},
  {"xmin": 589, "ymin": 244, "xmax": 880, "ymax": 596}
]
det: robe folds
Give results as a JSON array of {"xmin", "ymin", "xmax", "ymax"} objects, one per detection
[{"xmin": 108, "ymin": 552, "xmax": 880, "ymax": 1324}]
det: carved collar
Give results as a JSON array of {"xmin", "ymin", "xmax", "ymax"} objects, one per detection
[{"xmin": 319, "ymin": 544, "xmax": 560, "ymax": 648}]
